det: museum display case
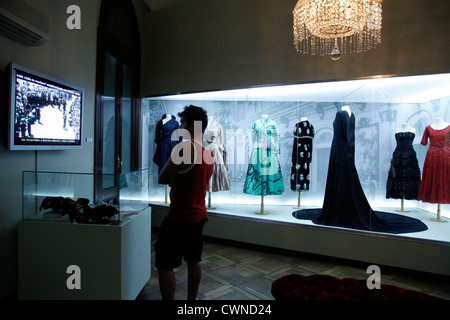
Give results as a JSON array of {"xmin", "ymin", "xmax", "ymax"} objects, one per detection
[
  {"xmin": 22, "ymin": 169, "xmax": 150, "ymax": 224},
  {"xmin": 142, "ymin": 73, "xmax": 450, "ymax": 245},
  {"xmin": 19, "ymin": 169, "xmax": 152, "ymax": 299}
]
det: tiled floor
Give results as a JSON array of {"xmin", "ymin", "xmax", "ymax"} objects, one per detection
[{"xmin": 136, "ymin": 229, "xmax": 450, "ymax": 300}]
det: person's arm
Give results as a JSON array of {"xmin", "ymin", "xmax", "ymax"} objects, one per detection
[
  {"xmin": 158, "ymin": 156, "xmax": 177, "ymax": 186},
  {"xmin": 158, "ymin": 140, "xmax": 194, "ymax": 185}
]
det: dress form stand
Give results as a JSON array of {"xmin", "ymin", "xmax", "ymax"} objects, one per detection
[
  {"xmin": 249, "ymin": 113, "xmax": 274, "ymax": 215},
  {"xmin": 431, "ymin": 204, "xmax": 447, "ymax": 222},
  {"xmin": 394, "ymin": 123, "xmax": 416, "ymax": 212},
  {"xmin": 292, "ymin": 192, "xmax": 302, "ymax": 210},
  {"xmin": 205, "ymin": 116, "xmax": 219, "ymax": 210},
  {"xmin": 207, "ymin": 191, "xmax": 216, "ymax": 210},
  {"xmin": 256, "ymin": 114, "xmax": 269, "ymax": 214},
  {"xmin": 159, "ymin": 185, "xmax": 169, "ymax": 205},
  {"xmin": 396, "ymin": 198, "xmax": 408, "ymax": 212},
  {"xmin": 292, "ymin": 116, "xmax": 310, "ymax": 210},
  {"xmin": 256, "ymin": 194, "xmax": 269, "ymax": 215},
  {"xmin": 159, "ymin": 113, "xmax": 174, "ymax": 206},
  {"xmin": 160, "ymin": 184, "xmax": 169, "ymax": 205},
  {"xmin": 428, "ymin": 117, "xmax": 448, "ymax": 222}
]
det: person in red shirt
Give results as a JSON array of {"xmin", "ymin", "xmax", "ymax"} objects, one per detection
[{"xmin": 156, "ymin": 105, "xmax": 214, "ymax": 300}]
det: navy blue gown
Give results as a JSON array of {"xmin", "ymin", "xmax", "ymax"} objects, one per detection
[
  {"xmin": 153, "ymin": 114, "xmax": 180, "ymax": 173},
  {"xmin": 293, "ymin": 110, "xmax": 427, "ymax": 234}
]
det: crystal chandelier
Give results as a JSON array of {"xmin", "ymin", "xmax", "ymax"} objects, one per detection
[{"xmin": 293, "ymin": 0, "xmax": 383, "ymax": 60}]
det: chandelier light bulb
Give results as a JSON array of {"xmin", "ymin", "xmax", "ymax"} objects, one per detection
[{"xmin": 330, "ymin": 45, "xmax": 341, "ymax": 60}]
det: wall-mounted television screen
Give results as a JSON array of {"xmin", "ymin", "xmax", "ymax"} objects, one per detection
[{"xmin": 6, "ymin": 63, "xmax": 84, "ymax": 150}]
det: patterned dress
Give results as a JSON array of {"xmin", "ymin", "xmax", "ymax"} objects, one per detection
[
  {"xmin": 417, "ymin": 125, "xmax": 450, "ymax": 204},
  {"xmin": 243, "ymin": 116, "xmax": 284, "ymax": 196},
  {"xmin": 386, "ymin": 131, "xmax": 421, "ymax": 200},
  {"xmin": 203, "ymin": 117, "xmax": 231, "ymax": 192},
  {"xmin": 290, "ymin": 120, "xmax": 314, "ymax": 191}
]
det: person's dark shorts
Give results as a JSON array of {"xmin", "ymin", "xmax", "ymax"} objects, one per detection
[{"xmin": 155, "ymin": 218, "xmax": 207, "ymax": 270}]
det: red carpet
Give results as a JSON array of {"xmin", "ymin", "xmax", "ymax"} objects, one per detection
[{"xmin": 272, "ymin": 274, "xmax": 443, "ymax": 300}]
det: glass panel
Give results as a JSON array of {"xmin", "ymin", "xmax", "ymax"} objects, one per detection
[
  {"xmin": 102, "ymin": 52, "xmax": 117, "ymax": 189},
  {"xmin": 121, "ymin": 64, "xmax": 132, "ymax": 174},
  {"xmin": 118, "ymin": 168, "xmax": 151, "ymax": 216},
  {"xmin": 142, "ymin": 73, "xmax": 450, "ymax": 241},
  {"xmin": 22, "ymin": 170, "xmax": 150, "ymax": 224}
]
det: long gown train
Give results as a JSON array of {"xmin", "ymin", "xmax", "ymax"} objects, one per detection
[{"xmin": 293, "ymin": 110, "xmax": 427, "ymax": 234}]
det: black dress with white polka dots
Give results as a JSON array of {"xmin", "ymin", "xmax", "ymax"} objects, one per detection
[{"xmin": 290, "ymin": 120, "xmax": 314, "ymax": 191}]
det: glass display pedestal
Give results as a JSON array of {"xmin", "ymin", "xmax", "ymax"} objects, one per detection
[{"xmin": 18, "ymin": 207, "xmax": 151, "ymax": 300}]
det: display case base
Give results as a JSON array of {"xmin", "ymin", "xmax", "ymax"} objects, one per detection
[
  {"xmin": 150, "ymin": 203, "xmax": 450, "ymax": 276},
  {"xmin": 18, "ymin": 207, "xmax": 151, "ymax": 300},
  {"xmin": 431, "ymin": 217, "xmax": 447, "ymax": 222}
]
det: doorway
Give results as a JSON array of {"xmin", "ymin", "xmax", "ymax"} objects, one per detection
[{"xmin": 95, "ymin": 0, "xmax": 140, "ymax": 203}]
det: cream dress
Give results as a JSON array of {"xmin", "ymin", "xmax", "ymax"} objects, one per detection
[{"xmin": 203, "ymin": 117, "xmax": 231, "ymax": 192}]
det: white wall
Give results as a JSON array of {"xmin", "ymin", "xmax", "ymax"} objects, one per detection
[{"xmin": 0, "ymin": 0, "xmax": 101, "ymax": 298}]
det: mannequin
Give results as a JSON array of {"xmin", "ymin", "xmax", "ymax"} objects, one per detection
[
  {"xmin": 204, "ymin": 115, "xmax": 231, "ymax": 209},
  {"xmin": 243, "ymin": 113, "xmax": 284, "ymax": 214},
  {"xmin": 162, "ymin": 113, "xmax": 172, "ymax": 125},
  {"xmin": 296, "ymin": 116, "xmax": 307, "ymax": 209},
  {"xmin": 430, "ymin": 117, "xmax": 449, "ymax": 130},
  {"xmin": 163, "ymin": 113, "xmax": 172, "ymax": 204},
  {"xmin": 206, "ymin": 116, "xmax": 215, "ymax": 209},
  {"xmin": 162, "ymin": 113, "xmax": 172, "ymax": 204},
  {"xmin": 397, "ymin": 123, "xmax": 416, "ymax": 133},
  {"xmin": 154, "ymin": 113, "xmax": 180, "ymax": 205},
  {"xmin": 162, "ymin": 114, "xmax": 171, "ymax": 204},
  {"xmin": 417, "ymin": 117, "xmax": 450, "ymax": 222},
  {"xmin": 430, "ymin": 117, "xmax": 449, "ymax": 221},
  {"xmin": 389, "ymin": 122, "xmax": 419, "ymax": 212},
  {"xmin": 292, "ymin": 116, "xmax": 314, "ymax": 210},
  {"xmin": 258, "ymin": 113, "xmax": 269, "ymax": 214},
  {"xmin": 341, "ymin": 105, "xmax": 351, "ymax": 116},
  {"xmin": 293, "ymin": 107, "xmax": 428, "ymax": 234}
]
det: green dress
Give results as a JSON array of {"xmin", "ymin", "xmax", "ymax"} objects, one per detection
[{"xmin": 243, "ymin": 116, "xmax": 284, "ymax": 196}]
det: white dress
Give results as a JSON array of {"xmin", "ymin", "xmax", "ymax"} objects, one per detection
[{"xmin": 203, "ymin": 117, "xmax": 231, "ymax": 192}]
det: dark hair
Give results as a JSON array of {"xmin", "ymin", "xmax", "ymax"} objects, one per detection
[{"xmin": 178, "ymin": 105, "xmax": 208, "ymax": 133}]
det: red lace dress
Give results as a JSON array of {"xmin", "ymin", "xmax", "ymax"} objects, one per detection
[{"xmin": 417, "ymin": 125, "xmax": 450, "ymax": 204}]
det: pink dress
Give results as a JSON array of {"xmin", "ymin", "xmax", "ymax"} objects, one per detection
[{"xmin": 417, "ymin": 125, "xmax": 450, "ymax": 204}]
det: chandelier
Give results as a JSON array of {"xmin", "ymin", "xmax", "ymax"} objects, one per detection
[{"xmin": 293, "ymin": 0, "xmax": 383, "ymax": 60}]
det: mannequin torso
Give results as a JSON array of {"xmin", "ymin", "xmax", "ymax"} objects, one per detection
[
  {"xmin": 430, "ymin": 117, "xmax": 449, "ymax": 130},
  {"xmin": 341, "ymin": 105, "xmax": 351, "ymax": 116},
  {"xmin": 396, "ymin": 123, "xmax": 416, "ymax": 133},
  {"xmin": 162, "ymin": 114, "xmax": 172, "ymax": 125}
]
